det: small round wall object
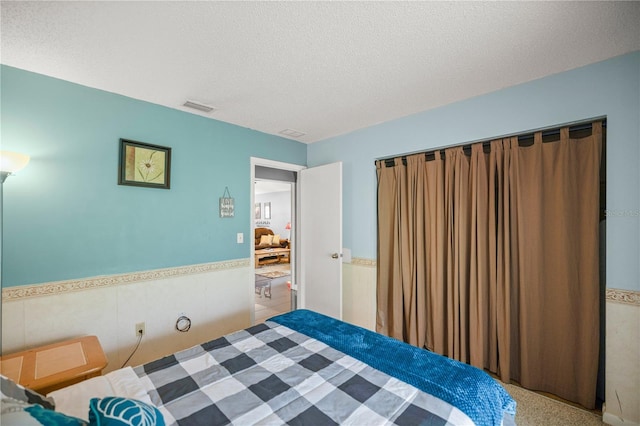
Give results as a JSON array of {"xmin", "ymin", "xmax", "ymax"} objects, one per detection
[{"xmin": 176, "ymin": 315, "xmax": 191, "ymax": 332}]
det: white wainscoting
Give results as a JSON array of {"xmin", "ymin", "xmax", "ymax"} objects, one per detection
[
  {"xmin": 604, "ymin": 292, "xmax": 640, "ymax": 425},
  {"xmin": 342, "ymin": 258, "xmax": 377, "ymax": 331},
  {"xmin": 2, "ymin": 260, "xmax": 254, "ymax": 374}
]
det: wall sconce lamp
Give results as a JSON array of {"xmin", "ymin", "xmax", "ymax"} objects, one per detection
[{"xmin": 0, "ymin": 151, "xmax": 30, "ymax": 184}]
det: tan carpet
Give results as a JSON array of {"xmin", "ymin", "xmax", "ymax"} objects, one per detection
[{"xmin": 504, "ymin": 384, "xmax": 606, "ymax": 426}]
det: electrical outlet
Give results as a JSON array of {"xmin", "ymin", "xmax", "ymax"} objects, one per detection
[{"xmin": 135, "ymin": 322, "xmax": 145, "ymax": 337}]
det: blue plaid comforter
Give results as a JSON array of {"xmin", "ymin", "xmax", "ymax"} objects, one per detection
[
  {"xmin": 270, "ymin": 310, "xmax": 516, "ymax": 426},
  {"xmin": 134, "ymin": 310, "xmax": 515, "ymax": 425}
]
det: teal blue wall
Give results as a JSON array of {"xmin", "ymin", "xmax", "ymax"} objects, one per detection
[
  {"xmin": 309, "ymin": 52, "xmax": 640, "ymax": 292},
  {"xmin": 4, "ymin": 53, "xmax": 639, "ymax": 291},
  {"xmin": 1, "ymin": 66, "xmax": 307, "ymax": 287}
]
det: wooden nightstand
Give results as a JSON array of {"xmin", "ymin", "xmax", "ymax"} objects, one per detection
[{"xmin": 0, "ymin": 335, "xmax": 108, "ymax": 395}]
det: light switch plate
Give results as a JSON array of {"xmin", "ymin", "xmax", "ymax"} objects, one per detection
[{"xmin": 237, "ymin": 233, "xmax": 243, "ymax": 243}]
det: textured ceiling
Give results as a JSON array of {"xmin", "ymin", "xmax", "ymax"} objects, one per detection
[{"xmin": 2, "ymin": 1, "xmax": 639, "ymax": 143}]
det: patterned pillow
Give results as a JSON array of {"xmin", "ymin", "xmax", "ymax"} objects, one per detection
[
  {"xmin": 1, "ymin": 401, "xmax": 87, "ymax": 425},
  {"xmin": 1, "ymin": 374, "xmax": 55, "ymax": 410},
  {"xmin": 1, "ymin": 375, "xmax": 85, "ymax": 425},
  {"xmin": 88, "ymin": 397, "xmax": 165, "ymax": 426}
]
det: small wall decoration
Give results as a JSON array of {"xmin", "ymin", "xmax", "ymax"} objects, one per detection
[
  {"xmin": 255, "ymin": 203, "xmax": 261, "ymax": 219},
  {"xmin": 118, "ymin": 138, "xmax": 171, "ymax": 189},
  {"xmin": 219, "ymin": 187, "xmax": 234, "ymax": 218},
  {"xmin": 264, "ymin": 202, "xmax": 271, "ymax": 219}
]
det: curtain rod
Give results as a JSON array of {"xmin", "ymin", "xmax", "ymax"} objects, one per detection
[{"xmin": 375, "ymin": 117, "xmax": 606, "ymax": 166}]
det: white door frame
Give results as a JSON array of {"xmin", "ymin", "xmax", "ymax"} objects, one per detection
[{"xmin": 250, "ymin": 157, "xmax": 305, "ymax": 324}]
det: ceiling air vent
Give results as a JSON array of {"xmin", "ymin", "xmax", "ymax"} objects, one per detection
[
  {"xmin": 279, "ymin": 129, "xmax": 306, "ymax": 138},
  {"xmin": 183, "ymin": 100, "xmax": 216, "ymax": 113}
]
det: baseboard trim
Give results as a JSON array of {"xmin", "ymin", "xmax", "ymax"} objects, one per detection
[
  {"xmin": 2, "ymin": 258, "xmax": 250, "ymax": 301},
  {"xmin": 606, "ymin": 288, "xmax": 640, "ymax": 306},
  {"xmin": 603, "ymin": 404, "xmax": 640, "ymax": 426},
  {"xmin": 350, "ymin": 257, "xmax": 376, "ymax": 267}
]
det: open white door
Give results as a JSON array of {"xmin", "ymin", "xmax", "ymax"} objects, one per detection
[{"xmin": 299, "ymin": 162, "xmax": 342, "ymax": 319}]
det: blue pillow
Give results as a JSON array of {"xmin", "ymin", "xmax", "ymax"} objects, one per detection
[{"xmin": 88, "ymin": 397, "xmax": 165, "ymax": 426}]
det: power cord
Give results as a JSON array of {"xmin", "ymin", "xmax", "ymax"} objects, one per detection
[{"xmin": 121, "ymin": 329, "xmax": 143, "ymax": 368}]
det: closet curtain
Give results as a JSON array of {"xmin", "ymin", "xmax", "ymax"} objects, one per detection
[{"xmin": 376, "ymin": 121, "xmax": 602, "ymax": 408}]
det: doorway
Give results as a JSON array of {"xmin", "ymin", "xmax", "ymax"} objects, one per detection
[
  {"xmin": 253, "ymin": 179, "xmax": 294, "ymax": 324},
  {"xmin": 250, "ymin": 157, "xmax": 343, "ymax": 324},
  {"xmin": 251, "ymin": 158, "xmax": 304, "ymax": 325}
]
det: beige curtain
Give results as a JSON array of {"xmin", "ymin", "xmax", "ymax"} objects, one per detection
[{"xmin": 376, "ymin": 121, "xmax": 602, "ymax": 408}]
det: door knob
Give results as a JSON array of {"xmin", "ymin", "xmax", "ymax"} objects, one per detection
[{"xmin": 331, "ymin": 253, "xmax": 340, "ymax": 259}]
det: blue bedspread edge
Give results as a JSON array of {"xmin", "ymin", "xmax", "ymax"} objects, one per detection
[{"xmin": 269, "ymin": 309, "xmax": 516, "ymax": 426}]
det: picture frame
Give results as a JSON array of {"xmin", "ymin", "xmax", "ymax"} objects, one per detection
[
  {"xmin": 118, "ymin": 138, "xmax": 171, "ymax": 189},
  {"xmin": 264, "ymin": 202, "xmax": 271, "ymax": 219},
  {"xmin": 255, "ymin": 203, "xmax": 261, "ymax": 219},
  {"xmin": 219, "ymin": 187, "xmax": 234, "ymax": 218}
]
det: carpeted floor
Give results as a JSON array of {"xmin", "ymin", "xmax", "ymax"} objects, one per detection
[{"xmin": 504, "ymin": 383, "xmax": 606, "ymax": 425}]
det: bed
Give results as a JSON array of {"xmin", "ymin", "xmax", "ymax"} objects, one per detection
[{"xmin": 4, "ymin": 310, "xmax": 516, "ymax": 425}]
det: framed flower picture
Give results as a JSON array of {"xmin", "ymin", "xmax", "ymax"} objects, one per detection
[{"xmin": 118, "ymin": 138, "xmax": 171, "ymax": 189}]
